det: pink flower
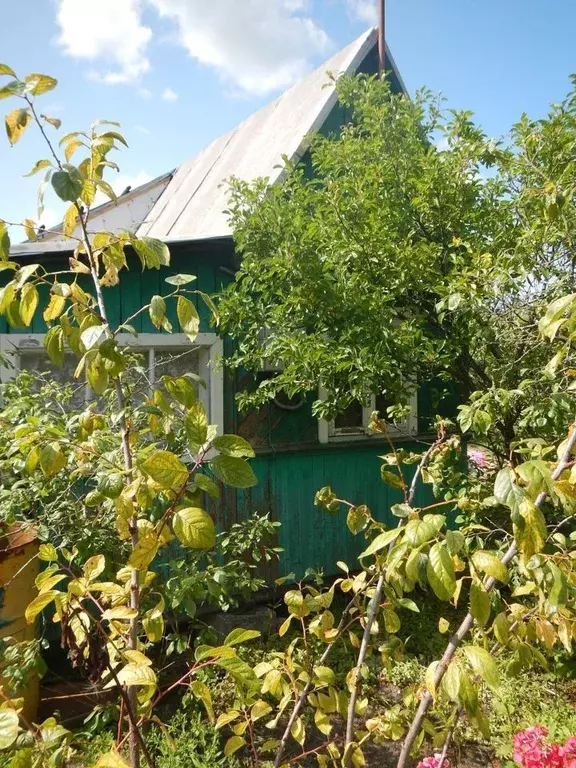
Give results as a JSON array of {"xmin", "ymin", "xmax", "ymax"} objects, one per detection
[
  {"xmin": 467, "ymin": 447, "xmax": 487, "ymax": 468},
  {"xmin": 417, "ymin": 755, "xmax": 451, "ymax": 768},
  {"xmin": 562, "ymin": 737, "xmax": 576, "ymax": 768},
  {"xmin": 513, "ymin": 726, "xmax": 573, "ymax": 768}
]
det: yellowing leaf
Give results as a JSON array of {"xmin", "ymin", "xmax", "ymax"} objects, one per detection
[
  {"xmin": 25, "ymin": 590, "xmax": 59, "ymax": 624},
  {"xmin": 95, "ymin": 750, "xmax": 131, "ymax": 767},
  {"xmin": 172, "ymin": 507, "xmax": 215, "ymax": 549},
  {"xmin": 177, "ymin": 295, "xmax": 199, "ymax": 341},
  {"xmin": 20, "ymin": 283, "xmax": 38, "ymax": 326},
  {"xmin": 149, "ymin": 295, "xmax": 166, "ymax": 330},
  {"xmin": 190, "ymin": 680, "xmax": 214, "ymax": 723},
  {"xmin": 438, "ymin": 617, "xmax": 450, "ymax": 634},
  {"xmin": 25, "ymin": 73, "xmax": 57, "ymax": 95},
  {"xmin": 43, "ymin": 293, "xmax": 66, "ymax": 322},
  {"xmin": 290, "ymin": 716, "xmax": 305, "ymax": 746},
  {"xmin": 5, "ymin": 107, "xmax": 31, "ymax": 146},
  {"xmin": 0, "ymin": 708, "xmax": 19, "ymax": 749},
  {"xmin": 209, "ymin": 455, "xmax": 257, "ymax": 489},
  {"xmin": 128, "ymin": 535, "xmax": 159, "ymax": 571},
  {"xmin": 471, "ymin": 551, "xmax": 509, "ymax": 584},
  {"xmin": 224, "ymin": 735, "xmax": 246, "ymax": 757},
  {"xmin": 38, "ymin": 543, "xmax": 58, "ymax": 562},
  {"xmin": 462, "ymin": 645, "xmax": 500, "ymax": 689},
  {"xmin": 224, "ymin": 628, "xmax": 261, "ymax": 647},
  {"xmin": 39, "ymin": 441, "xmax": 65, "ymax": 476},
  {"xmin": 213, "ymin": 434, "xmax": 255, "ymax": 458},
  {"xmin": 142, "ymin": 450, "xmax": 189, "ymax": 489}
]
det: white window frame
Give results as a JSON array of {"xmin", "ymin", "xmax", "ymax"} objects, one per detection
[
  {"xmin": 0, "ymin": 332, "xmax": 224, "ymax": 432},
  {"xmin": 318, "ymin": 390, "xmax": 418, "ymax": 444}
]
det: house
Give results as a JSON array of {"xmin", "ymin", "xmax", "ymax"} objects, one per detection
[{"xmin": 8, "ymin": 29, "xmax": 448, "ymax": 578}]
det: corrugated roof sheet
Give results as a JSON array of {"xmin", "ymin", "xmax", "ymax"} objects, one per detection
[{"xmin": 137, "ymin": 28, "xmax": 380, "ymax": 242}]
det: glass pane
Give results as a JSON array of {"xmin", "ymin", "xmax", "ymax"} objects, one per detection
[
  {"xmin": 375, "ymin": 394, "xmax": 394, "ymax": 423},
  {"xmin": 334, "ymin": 400, "xmax": 363, "ymax": 431},
  {"xmin": 155, "ymin": 348, "xmax": 201, "ymax": 386},
  {"xmin": 18, "ymin": 351, "xmax": 87, "ymax": 411}
]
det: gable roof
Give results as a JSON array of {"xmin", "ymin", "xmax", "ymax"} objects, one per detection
[
  {"xmin": 12, "ymin": 28, "xmax": 404, "ymax": 257},
  {"xmin": 138, "ymin": 27, "xmax": 401, "ymax": 242}
]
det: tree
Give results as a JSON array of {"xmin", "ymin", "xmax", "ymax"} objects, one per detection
[
  {"xmin": 219, "ymin": 74, "xmax": 576, "ymax": 461},
  {"xmin": 0, "ymin": 65, "xmax": 261, "ymax": 768}
]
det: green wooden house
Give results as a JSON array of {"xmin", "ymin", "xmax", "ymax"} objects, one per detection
[{"xmin": 9, "ymin": 29, "xmax": 444, "ymax": 578}]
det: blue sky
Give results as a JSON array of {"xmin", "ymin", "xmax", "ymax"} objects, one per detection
[{"xmin": 1, "ymin": 0, "xmax": 575, "ymax": 235}]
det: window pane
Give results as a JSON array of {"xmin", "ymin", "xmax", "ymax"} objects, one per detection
[
  {"xmin": 19, "ymin": 351, "xmax": 87, "ymax": 410},
  {"xmin": 334, "ymin": 400, "xmax": 363, "ymax": 431},
  {"xmin": 155, "ymin": 348, "xmax": 200, "ymax": 382},
  {"xmin": 375, "ymin": 394, "xmax": 394, "ymax": 423}
]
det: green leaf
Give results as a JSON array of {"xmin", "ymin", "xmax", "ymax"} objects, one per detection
[
  {"xmin": 471, "ymin": 551, "xmax": 509, "ymax": 584},
  {"xmin": 163, "ymin": 376, "xmax": 197, "ymax": 408},
  {"xmin": 0, "ymin": 708, "xmax": 19, "ymax": 749},
  {"xmin": 209, "ymin": 455, "xmax": 257, "ymax": 489},
  {"xmin": 194, "ymin": 472, "xmax": 220, "ymax": 499},
  {"xmin": 25, "ymin": 590, "xmax": 59, "ymax": 624},
  {"xmin": 380, "ymin": 468, "xmax": 404, "ymax": 490},
  {"xmin": 142, "ymin": 451, "xmax": 189, "ymax": 489},
  {"xmin": 224, "ymin": 628, "xmax": 261, "ymax": 647},
  {"xmin": 224, "ymin": 735, "xmax": 246, "ymax": 758},
  {"xmin": 462, "ymin": 645, "xmax": 500, "ymax": 689},
  {"xmin": 538, "ymin": 293, "xmax": 576, "ymax": 339},
  {"xmin": 359, "ymin": 527, "xmax": 402, "ymax": 559},
  {"xmin": 470, "ymin": 582, "xmax": 491, "ymax": 628},
  {"xmin": 142, "ymin": 596, "xmax": 165, "ymax": 643},
  {"xmin": 44, "ymin": 326, "xmax": 64, "ymax": 366},
  {"xmin": 52, "ymin": 168, "xmax": 82, "ymax": 202},
  {"xmin": 445, "ymin": 529, "xmax": 465, "ymax": 555},
  {"xmin": 290, "ymin": 716, "xmax": 305, "ymax": 746},
  {"xmin": 40, "ymin": 441, "xmax": 65, "ymax": 476},
  {"xmin": 173, "ymin": 507, "xmax": 215, "ymax": 549},
  {"xmin": 442, "ymin": 660, "xmax": 462, "ymax": 701},
  {"xmin": 190, "ymin": 680, "xmax": 214, "ymax": 723},
  {"xmin": 426, "ymin": 542, "xmax": 456, "ymax": 600},
  {"xmin": 213, "ymin": 434, "xmax": 255, "ymax": 458},
  {"xmin": 38, "ymin": 543, "xmax": 58, "ymax": 562},
  {"xmin": 5, "ymin": 107, "xmax": 31, "ymax": 145},
  {"xmin": 346, "ymin": 504, "xmax": 370, "ymax": 534},
  {"xmin": 149, "ymin": 295, "xmax": 166, "ymax": 330},
  {"xmin": 493, "ymin": 467, "xmax": 524, "ymax": 513},
  {"xmin": 492, "ymin": 612, "xmax": 510, "ymax": 645},
  {"xmin": 24, "ymin": 73, "xmax": 58, "ymax": 95},
  {"xmin": 132, "ymin": 237, "xmax": 170, "ymax": 269},
  {"xmin": 0, "ymin": 222, "xmax": 10, "ymax": 260},
  {"xmin": 314, "ymin": 666, "xmax": 337, "ymax": 685},
  {"xmin": 177, "ymin": 295, "xmax": 200, "ymax": 341},
  {"xmin": 165, "ymin": 273, "xmax": 196, "ymax": 286},
  {"xmin": 390, "ymin": 503, "xmax": 412, "ymax": 518},
  {"xmin": 185, "ymin": 403, "xmax": 208, "ymax": 452}
]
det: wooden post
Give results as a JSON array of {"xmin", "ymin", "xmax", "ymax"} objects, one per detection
[{"xmin": 378, "ymin": 0, "xmax": 385, "ymax": 75}]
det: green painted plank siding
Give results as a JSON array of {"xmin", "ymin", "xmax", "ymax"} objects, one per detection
[
  {"xmin": 236, "ymin": 442, "xmax": 434, "ymax": 579},
  {"xmin": 4, "ymin": 243, "xmax": 232, "ymax": 336}
]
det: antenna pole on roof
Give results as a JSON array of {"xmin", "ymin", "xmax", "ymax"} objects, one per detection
[{"xmin": 378, "ymin": 0, "xmax": 385, "ymax": 76}]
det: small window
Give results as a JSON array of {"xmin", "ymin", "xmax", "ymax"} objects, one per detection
[{"xmin": 320, "ymin": 390, "xmax": 418, "ymax": 443}]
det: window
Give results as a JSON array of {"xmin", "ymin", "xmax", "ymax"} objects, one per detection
[
  {"xmin": 0, "ymin": 333, "xmax": 224, "ymax": 428},
  {"xmin": 319, "ymin": 391, "xmax": 418, "ymax": 443}
]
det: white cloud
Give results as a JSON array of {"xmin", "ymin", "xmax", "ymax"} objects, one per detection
[
  {"xmin": 55, "ymin": 0, "xmax": 152, "ymax": 84},
  {"xmin": 346, "ymin": 0, "xmax": 377, "ymax": 24},
  {"xmin": 54, "ymin": 0, "xmax": 331, "ymax": 96},
  {"xmin": 147, "ymin": 0, "xmax": 330, "ymax": 95},
  {"xmin": 161, "ymin": 87, "xmax": 178, "ymax": 102},
  {"xmin": 94, "ymin": 171, "xmax": 153, "ymax": 207}
]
